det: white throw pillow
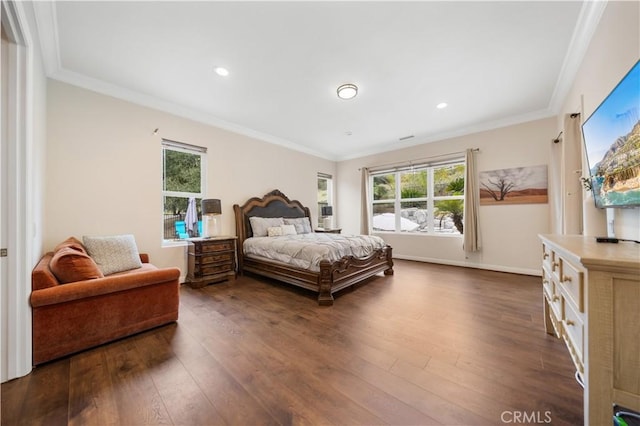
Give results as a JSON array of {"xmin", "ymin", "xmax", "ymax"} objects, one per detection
[
  {"xmin": 249, "ymin": 217, "xmax": 284, "ymax": 237},
  {"xmin": 281, "ymin": 224, "xmax": 297, "ymax": 235},
  {"xmin": 283, "ymin": 217, "xmax": 312, "ymax": 234},
  {"xmin": 82, "ymin": 234, "xmax": 143, "ymax": 275}
]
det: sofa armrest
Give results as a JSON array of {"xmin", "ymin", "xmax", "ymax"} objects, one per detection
[
  {"xmin": 30, "ymin": 267, "xmax": 180, "ymax": 308},
  {"xmin": 139, "ymin": 253, "xmax": 149, "ymax": 263}
]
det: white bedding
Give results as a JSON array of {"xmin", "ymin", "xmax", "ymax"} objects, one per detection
[{"xmin": 243, "ymin": 233, "xmax": 387, "ymax": 272}]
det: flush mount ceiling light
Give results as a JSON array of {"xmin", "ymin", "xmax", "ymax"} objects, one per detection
[
  {"xmin": 337, "ymin": 83, "xmax": 358, "ymax": 100},
  {"xmin": 214, "ymin": 66, "xmax": 229, "ymax": 77},
  {"xmin": 436, "ymin": 102, "xmax": 448, "ymax": 109}
]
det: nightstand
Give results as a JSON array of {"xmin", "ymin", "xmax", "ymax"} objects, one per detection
[
  {"xmin": 315, "ymin": 228, "xmax": 342, "ymax": 234},
  {"xmin": 186, "ymin": 236, "xmax": 237, "ymax": 288}
]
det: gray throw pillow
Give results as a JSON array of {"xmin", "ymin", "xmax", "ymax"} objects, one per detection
[
  {"xmin": 249, "ymin": 217, "xmax": 284, "ymax": 237},
  {"xmin": 283, "ymin": 217, "xmax": 312, "ymax": 234}
]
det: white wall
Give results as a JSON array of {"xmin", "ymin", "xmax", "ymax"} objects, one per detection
[
  {"xmin": 45, "ymin": 80, "xmax": 335, "ymax": 279},
  {"xmin": 559, "ymin": 1, "xmax": 639, "ymax": 241},
  {"xmin": 337, "ymin": 118, "xmax": 556, "ymax": 275}
]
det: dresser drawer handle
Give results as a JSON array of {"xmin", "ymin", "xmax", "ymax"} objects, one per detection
[
  {"xmin": 552, "ymin": 262, "xmax": 559, "ymax": 271},
  {"xmin": 543, "ymin": 253, "xmax": 549, "ymax": 259},
  {"xmin": 562, "ymin": 275, "xmax": 572, "ymax": 283},
  {"xmin": 543, "ymin": 279, "xmax": 549, "ymax": 284},
  {"xmin": 566, "ymin": 319, "xmax": 575, "ymax": 326},
  {"xmin": 552, "ymin": 295, "xmax": 559, "ymax": 302}
]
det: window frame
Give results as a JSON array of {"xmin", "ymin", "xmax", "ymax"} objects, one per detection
[
  {"xmin": 161, "ymin": 139, "xmax": 207, "ymax": 245},
  {"xmin": 317, "ymin": 173, "xmax": 333, "ymax": 228},
  {"xmin": 370, "ymin": 159, "xmax": 465, "ymax": 235}
]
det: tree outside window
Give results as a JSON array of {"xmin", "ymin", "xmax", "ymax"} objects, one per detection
[
  {"xmin": 371, "ymin": 162, "xmax": 464, "ymax": 234},
  {"xmin": 162, "ymin": 141, "xmax": 206, "ymax": 241}
]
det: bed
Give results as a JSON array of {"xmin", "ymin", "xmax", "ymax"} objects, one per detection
[{"xmin": 233, "ymin": 189, "xmax": 393, "ymax": 305}]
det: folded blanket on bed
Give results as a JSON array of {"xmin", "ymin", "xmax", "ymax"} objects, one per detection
[{"xmin": 243, "ymin": 233, "xmax": 387, "ymax": 271}]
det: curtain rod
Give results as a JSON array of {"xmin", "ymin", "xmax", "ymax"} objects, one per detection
[
  {"xmin": 553, "ymin": 112, "xmax": 581, "ymax": 143},
  {"xmin": 359, "ymin": 148, "xmax": 479, "ymax": 171}
]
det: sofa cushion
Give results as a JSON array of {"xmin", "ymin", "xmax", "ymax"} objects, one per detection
[
  {"xmin": 83, "ymin": 234, "xmax": 143, "ymax": 275},
  {"xmin": 54, "ymin": 236, "xmax": 87, "ymax": 254},
  {"xmin": 50, "ymin": 247, "xmax": 104, "ymax": 284}
]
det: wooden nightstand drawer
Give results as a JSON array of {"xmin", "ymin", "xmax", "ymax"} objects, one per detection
[
  {"xmin": 198, "ymin": 241, "xmax": 234, "ymax": 253},
  {"xmin": 200, "ymin": 262, "xmax": 234, "ymax": 276},
  {"xmin": 201, "ymin": 252, "xmax": 234, "ymax": 264}
]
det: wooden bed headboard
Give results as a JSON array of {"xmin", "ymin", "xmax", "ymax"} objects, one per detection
[{"xmin": 233, "ymin": 189, "xmax": 312, "ymax": 260}]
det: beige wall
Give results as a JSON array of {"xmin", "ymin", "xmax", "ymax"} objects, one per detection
[
  {"xmin": 45, "ymin": 80, "xmax": 335, "ymax": 279},
  {"xmin": 560, "ymin": 1, "xmax": 639, "ymax": 240},
  {"xmin": 337, "ymin": 118, "xmax": 555, "ymax": 275}
]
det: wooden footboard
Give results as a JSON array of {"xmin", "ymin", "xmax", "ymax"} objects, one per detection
[{"xmin": 317, "ymin": 245, "xmax": 393, "ymax": 305}]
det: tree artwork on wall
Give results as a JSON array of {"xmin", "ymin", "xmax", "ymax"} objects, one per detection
[{"xmin": 479, "ymin": 165, "xmax": 548, "ymax": 205}]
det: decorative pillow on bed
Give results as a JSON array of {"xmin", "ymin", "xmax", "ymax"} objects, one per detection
[
  {"xmin": 249, "ymin": 217, "xmax": 284, "ymax": 237},
  {"xmin": 281, "ymin": 224, "xmax": 297, "ymax": 235},
  {"xmin": 267, "ymin": 226, "xmax": 283, "ymax": 237},
  {"xmin": 283, "ymin": 217, "xmax": 312, "ymax": 234},
  {"xmin": 82, "ymin": 234, "xmax": 143, "ymax": 275}
]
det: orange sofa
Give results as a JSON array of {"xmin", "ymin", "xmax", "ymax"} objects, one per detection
[{"xmin": 30, "ymin": 238, "xmax": 180, "ymax": 365}]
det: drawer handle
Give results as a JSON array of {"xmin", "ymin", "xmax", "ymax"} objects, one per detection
[
  {"xmin": 562, "ymin": 275, "xmax": 572, "ymax": 283},
  {"xmin": 543, "ymin": 253, "xmax": 549, "ymax": 259},
  {"xmin": 566, "ymin": 319, "xmax": 575, "ymax": 326},
  {"xmin": 552, "ymin": 295, "xmax": 559, "ymax": 302},
  {"xmin": 543, "ymin": 279, "xmax": 549, "ymax": 284},
  {"xmin": 552, "ymin": 262, "xmax": 559, "ymax": 271}
]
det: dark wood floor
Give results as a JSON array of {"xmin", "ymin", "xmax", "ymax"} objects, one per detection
[{"xmin": 2, "ymin": 260, "xmax": 583, "ymax": 425}]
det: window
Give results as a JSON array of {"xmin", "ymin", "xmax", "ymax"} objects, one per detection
[
  {"xmin": 317, "ymin": 173, "xmax": 333, "ymax": 227},
  {"xmin": 371, "ymin": 161, "xmax": 465, "ymax": 234},
  {"xmin": 162, "ymin": 140, "xmax": 206, "ymax": 241}
]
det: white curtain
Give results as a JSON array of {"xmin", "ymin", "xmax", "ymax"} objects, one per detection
[
  {"xmin": 563, "ymin": 114, "xmax": 583, "ymax": 234},
  {"xmin": 463, "ymin": 149, "xmax": 481, "ymax": 252},
  {"xmin": 361, "ymin": 167, "xmax": 370, "ymax": 235},
  {"xmin": 549, "ymin": 134, "xmax": 563, "ymax": 234}
]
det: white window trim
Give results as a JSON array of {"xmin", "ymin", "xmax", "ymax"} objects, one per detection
[{"xmin": 161, "ymin": 140, "xmax": 207, "ymax": 245}]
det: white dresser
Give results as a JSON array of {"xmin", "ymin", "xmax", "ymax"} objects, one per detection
[{"xmin": 539, "ymin": 234, "xmax": 640, "ymax": 425}]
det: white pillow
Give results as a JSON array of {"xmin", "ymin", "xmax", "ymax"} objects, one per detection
[
  {"xmin": 281, "ymin": 224, "xmax": 297, "ymax": 235},
  {"xmin": 82, "ymin": 234, "xmax": 142, "ymax": 275},
  {"xmin": 267, "ymin": 226, "xmax": 283, "ymax": 237},
  {"xmin": 249, "ymin": 217, "xmax": 284, "ymax": 237},
  {"xmin": 283, "ymin": 217, "xmax": 312, "ymax": 234}
]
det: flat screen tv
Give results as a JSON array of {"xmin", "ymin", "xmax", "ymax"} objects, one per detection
[{"xmin": 581, "ymin": 59, "xmax": 640, "ymax": 208}]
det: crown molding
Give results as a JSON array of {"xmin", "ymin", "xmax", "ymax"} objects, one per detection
[
  {"xmin": 32, "ymin": 1, "xmax": 606, "ymax": 163},
  {"xmin": 548, "ymin": 0, "xmax": 608, "ymax": 114}
]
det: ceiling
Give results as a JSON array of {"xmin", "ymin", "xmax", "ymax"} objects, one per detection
[{"xmin": 34, "ymin": 1, "xmax": 602, "ymax": 161}]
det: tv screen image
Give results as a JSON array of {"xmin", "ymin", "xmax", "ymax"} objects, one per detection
[{"xmin": 582, "ymin": 59, "xmax": 640, "ymax": 208}]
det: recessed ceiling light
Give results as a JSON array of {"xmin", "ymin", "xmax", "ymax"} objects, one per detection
[
  {"xmin": 436, "ymin": 102, "xmax": 448, "ymax": 109},
  {"xmin": 337, "ymin": 83, "xmax": 358, "ymax": 100},
  {"xmin": 214, "ymin": 67, "xmax": 229, "ymax": 77}
]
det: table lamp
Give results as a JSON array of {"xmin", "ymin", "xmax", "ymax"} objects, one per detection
[{"xmin": 201, "ymin": 199, "xmax": 222, "ymax": 237}]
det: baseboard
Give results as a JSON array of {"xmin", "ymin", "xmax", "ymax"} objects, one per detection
[{"xmin": 393, "ymin": 254, "xmax": 541, "ymax": 277}]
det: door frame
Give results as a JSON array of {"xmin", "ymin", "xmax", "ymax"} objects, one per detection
[{"xmin": 1, "ymin": 0, "xmax": 34, "ymax": 381}]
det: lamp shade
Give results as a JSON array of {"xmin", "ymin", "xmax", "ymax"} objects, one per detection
[
  {"xmin": 201, "ymin": 199, "xmax": 221, "ymax": 215},
  {"xmin": 321, "ymin": 206, "xmax": 333, "ymax": 216}
]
